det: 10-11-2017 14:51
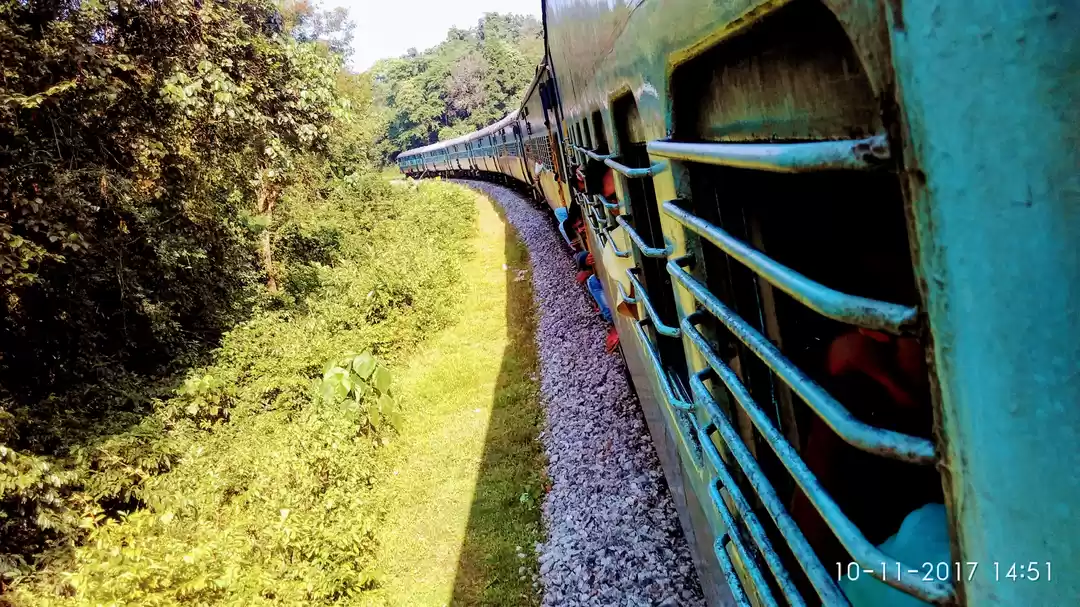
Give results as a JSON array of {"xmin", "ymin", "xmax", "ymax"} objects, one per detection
[{"xmin": 836, "ymin": 561, "xmax": 1052, "ymax": 583}]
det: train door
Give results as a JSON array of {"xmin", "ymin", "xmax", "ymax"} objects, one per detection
[{"xmin": 535, "ymin": 74, "xmax": 569, "ymax": 209}]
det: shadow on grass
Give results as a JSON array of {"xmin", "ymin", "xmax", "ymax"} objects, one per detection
[{"xmin": 447, "ymin": 192, "xmax": 547, "ymax": 606}]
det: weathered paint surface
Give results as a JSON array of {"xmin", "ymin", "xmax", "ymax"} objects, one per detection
[{"xmin": 888, "ymin": 1, "xmax": 1080, "ymax": 605}]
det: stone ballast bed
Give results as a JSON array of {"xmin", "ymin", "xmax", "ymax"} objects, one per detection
[{"xmin": 457, "ymin": 180, "xmax": 705, "ymax": 607}]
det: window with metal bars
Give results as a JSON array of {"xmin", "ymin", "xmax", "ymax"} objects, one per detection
[
  {"xmin": 654, "ymin": 1, "xmax": 951, "ymax": 605},
  {"xmin": 612, "ymin": 93, "xmax": 689, "ymax": 387}
]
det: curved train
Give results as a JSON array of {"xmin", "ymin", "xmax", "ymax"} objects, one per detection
[{"xmin": 397, "ymin": 1, "xmax": 1080, "ymax": 606}]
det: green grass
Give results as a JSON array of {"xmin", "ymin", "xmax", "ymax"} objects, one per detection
[
  {"xmin": 380, "ymin": 164, "xmax": 403, "ymax": 180},
  {"xmin": 366, "ymin": 188, "xmax": 545, "ymax": 606}
]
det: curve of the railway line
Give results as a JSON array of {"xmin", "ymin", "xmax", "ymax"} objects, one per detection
[{"xmin": 456, "ymin": 179, "xmax": 706, "ymax": 607}]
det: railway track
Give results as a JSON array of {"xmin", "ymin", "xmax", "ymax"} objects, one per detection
[{"xmin": 458, "ymin": 180, "xmax": 706, "ymax": 607}]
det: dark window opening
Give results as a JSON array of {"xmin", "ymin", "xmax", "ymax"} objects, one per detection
[
  {"xmin": 613, "ymin": 94, "xmax": 688, "ymax": 387},
  {"xmin": 591, "ymin": 110, "xmax": 609, "ymax": 154},
  {"xmin": 669, "ymin": 0, "xmax": 944, "ymax": 601}
]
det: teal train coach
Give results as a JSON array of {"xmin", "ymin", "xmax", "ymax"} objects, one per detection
[{"xmin": 396, "ymin": 1, "xmax": 1079, "ymax": 605}]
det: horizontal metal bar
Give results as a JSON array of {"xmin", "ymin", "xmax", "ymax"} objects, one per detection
[
  {"xmin": 715, "ymin": 535, "xmax": 754, "ymax": 607},
  {"xmin": 626, "ymin": 269, "xmax": 680, "ymax": 337},
  {"xmin": 632, "ymin": 319, "xmax": 693, "ymax": 411},
  {"xmin": 689, "ymin": 365, "xmax": 953, "ymax": 604},
  {"xmin": 596, "ymin": 193, "xmax": 621, "ymax": 212},
  {"xmin": 662, "ymin": 201, "xmax": 917, "ymax": 333},
  {"xmin": 647, "ymin": 134, "xmax": 890, "ymax": 173},
  {"xmin": 605, "ymin": 157, "xmax": 668, "ymax": 178},
  {"xmin": 705, "ymin": 479, "xmax": 781, "ymax": 607},
  {"xmin": 615, "ymin": 216, "xmax": 673, "ymax": 258},
  {"xmin": 572, "ymin": 144, "xmax": 615, "ymax": 162},
  {"xmin": 690, "ymin": 414, "xmax": 808, "ymax": 607},
  {"xmin": 587, "ymin": 201, "xmax": 608, "ymax": 228},
  {"xmin": 608, "ymin": 226, "xmax": 632, "ymax": 258},
  {"xmin": 583, "ymin": 205, "xmax": 605, "ymax": 244},
  {"xmin": 670, "ymin": 259, "xmax": 936, "ymax": 463},
  {"xmin": 616, "ymin": 279, "xmax": 637, "ymax": 304}
]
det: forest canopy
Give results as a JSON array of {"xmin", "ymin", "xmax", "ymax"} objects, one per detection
[{"xmin": 366, "ymin": 13, "xmax": 544, "ymax": 162}]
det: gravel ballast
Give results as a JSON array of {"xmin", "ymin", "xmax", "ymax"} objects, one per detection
[{"xmin": 457, "ymin": 180, "xmax": 706, "ymax": 607}]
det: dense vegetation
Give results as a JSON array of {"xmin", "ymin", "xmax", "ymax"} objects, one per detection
[
  {"xmin": 367, "ymin": 13, "xmax": 544, "ymax": 162},
  {"xmin": 0, "ymin": 0, "xmax": 529, "ymax": 603}
]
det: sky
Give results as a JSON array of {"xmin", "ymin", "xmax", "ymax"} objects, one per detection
[{"xmin": 337, "ymin": 0, "xmax": 543, "ymax": 72}]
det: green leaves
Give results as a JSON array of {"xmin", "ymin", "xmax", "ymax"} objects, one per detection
[
  {"xmin": 351, "ymin": 353, "xmax": 376, "ymax": 379},
  {"xmin": 317, "ymin": 353, "xmax": 401, "ymax": 432},
  {"xmin": 372, "ymin": 366, "xmax": 392, "ymax": 393}
]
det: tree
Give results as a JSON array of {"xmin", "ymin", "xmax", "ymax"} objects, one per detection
[{"xmin": 367, "ymin": 12, "xmax": 543, "ymax": 162}]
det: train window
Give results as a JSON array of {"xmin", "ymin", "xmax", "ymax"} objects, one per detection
[
  {"xmin": 669, "ymin": 0, "xmax": 943, "ymax": 598},
  {"xmin": 591, "ymin": 110, "xmax": 608, "ymax": 154},
  {"xmin": 582, "ymin": 117, "xmax": 593, "ymax": 149},
  {"xmin": 612, "ymin": 93, "xmax": 688, "ymax": 387},
  {"xmin": 539, "ymin": 81, "xmax": 551, "ymax": 111}
]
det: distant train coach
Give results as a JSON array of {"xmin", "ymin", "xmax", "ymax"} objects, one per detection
[{"xmin": 397, "ymin": 1, "xmax": 1080, "ymax": 605}]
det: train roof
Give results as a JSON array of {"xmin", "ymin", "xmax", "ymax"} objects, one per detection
[
  {"xmin": 398, "ymin": 112, "xmax": 519, "ymax": 158},
  {"xmin": 396, "ymin": 58, "xmax": 551, "ymax": 162}
]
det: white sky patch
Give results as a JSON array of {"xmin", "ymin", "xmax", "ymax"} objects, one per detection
[{"xmin": 335, "ymin": 0, "xmax": 543, "ymax": 72}]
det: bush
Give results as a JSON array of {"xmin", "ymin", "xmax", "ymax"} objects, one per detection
[{"xmin": 5, "ymin": 178, "xmax": 477, "ymax": 605}]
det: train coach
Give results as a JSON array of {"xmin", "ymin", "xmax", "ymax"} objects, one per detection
[{"xmin": 397, "ymin": 1, "xmax": 1080, "ymax": 606}]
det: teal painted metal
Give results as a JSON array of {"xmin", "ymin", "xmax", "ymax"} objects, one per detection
[
  {"xmin": 688, "ymin": 406, "xmax": 809, "ymax": 607},
  {"xmin": 615, "ymin": 215, "xmax": 673, "ymax": 258},
  {"xmin": 626, "ymin": 269, "xmax": 680, "ymax": 338},
  {"xmin": 572, "ymin": 144, "xmax": 615, "ymax": 161},
  {"xmin": 887, "ymin": 2, "xmax": 1080, "ymax": 605},
  {"xmin": 702, "ymin": 472, "xmax": 782, "ymax": 607},
  {"xmin": 688, "ymin": 363, "xmax": 951, "ymax": 604},
  {"xmin": 604, "ymin": 157, "xmax": 668, "ymax": 178},
  {"xmin": 647, "ymin": 135, "xmax": 891, "ymax": 172},
  {"xmin": 686, "ymin": 362, "xmax": 924, "ymax": 600},
  {"xmin": 662, "ymin": 201, "xmax": 918, "ymax": 334},
  {"xmin": 714, "ymin": 534, "xmax": 753, "ymax": 607},
  {"xmin": 616, "ymin": 278, "xmax": 637, "ymax": 304},
  {"xmin": 596, "ymin": 193, "xmax": 620, "ymax": 212},
  {"xmin": 399, "ymin": 1, "xmax": 1080, "ymax": 604},
  {"xmin": 607, "ymin": 225, "xmax": 632, "ymax": 258},
  {"xmin": 631, "ymin": 319, "xmax": 692, "ymax": 411},
  {"xmin": 668, "ymin": 256, "xmax": 935, "ymax": 464}
]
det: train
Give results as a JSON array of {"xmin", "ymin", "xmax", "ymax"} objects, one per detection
[{"xmin": 396, "ymin": 1, "xmax": 1080, "ymax": 606}]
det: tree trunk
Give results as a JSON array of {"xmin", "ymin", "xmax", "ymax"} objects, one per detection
[{"xmin": 257, "ymin": 179, "xmax": 279, "ymax": 293}]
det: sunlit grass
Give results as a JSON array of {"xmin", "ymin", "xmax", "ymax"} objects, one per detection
[{"xmin": 369, "ymin": 188, "xmax": 545, "ymax": 606}]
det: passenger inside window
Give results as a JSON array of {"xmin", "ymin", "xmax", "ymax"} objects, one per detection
[{"xmin": 790, "ymin": 326, "xmax": 943, "ymax": 570}]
